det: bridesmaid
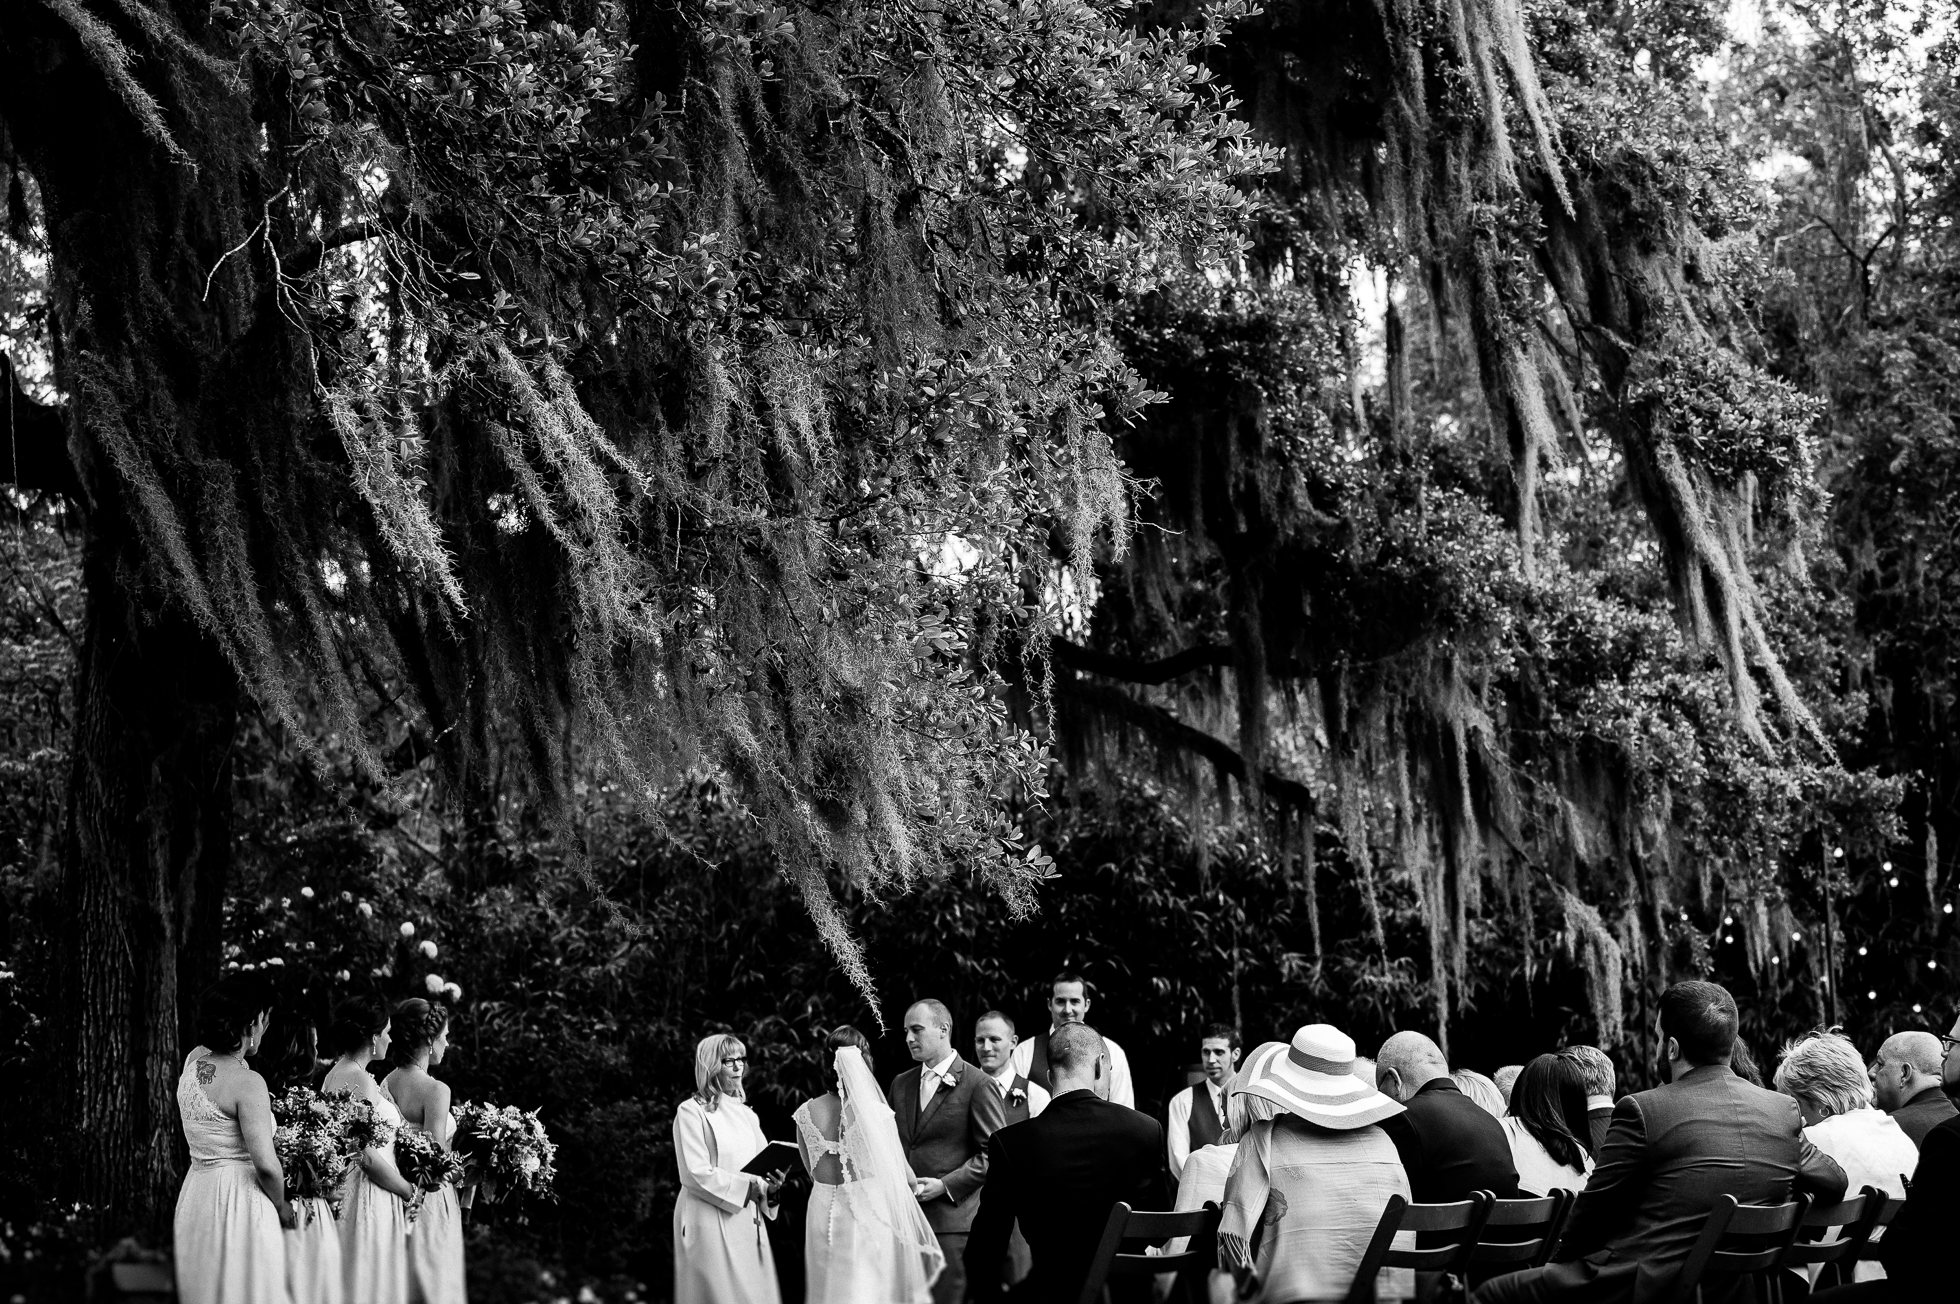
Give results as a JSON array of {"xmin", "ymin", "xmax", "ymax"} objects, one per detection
[
  {"xmin": 259, "ymin": 1013, "xmax": 342, "ymax": 1304},
  {"xmin": 324, "ymin": 997, "xmax": 415, "ymax": 1304},
  {"xmin": 673, "ymin": 1033, "xmax": 785, "ymax": 1304},
  {"xmin": 384, "ymin": 999, "xmax": 466, "ymax": 1304},
  {"xmin": 174, "ymin": 975, "xmax": 295, "ymax": 1304}
]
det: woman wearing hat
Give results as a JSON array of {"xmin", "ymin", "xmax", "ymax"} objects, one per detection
[{"xmin": 1218, "ymin": 1025, "xmax": 1415, "ymax": 1302}]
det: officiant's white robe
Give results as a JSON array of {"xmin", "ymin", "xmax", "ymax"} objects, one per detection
[{"xmin": 672, "ymin": 1096, "xmax": 782, "ymax": 1304}]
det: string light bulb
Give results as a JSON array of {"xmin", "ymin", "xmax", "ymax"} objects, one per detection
[
  {"xmin": 1914, "ymin": 1003, "xmax": 1924, "ymax": 1013},
  {"xmin": 1833, "ymin": 847, "xmax": 1845, "ymax": 860},
  {"xmin": 1868, "ymin": 990, "xmax": 1878, "ymax": 1000},
  {"xmin": 1792, "ymin": 930, "xmax": 1803, "ymax": 941},
  {"xmin": 1725, "ymin": 934, "xmax": 1735, "ymax": 944},
  {"xmin": 1858, "ymin": 946, "xmax": 1869, "ymax": 956},
  {"xmin": 1884, "ymin": 861, "xmax": 1893, "ymax": 872}
]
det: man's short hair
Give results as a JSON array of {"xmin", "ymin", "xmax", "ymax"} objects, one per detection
[
  {"xmin": 1659, "ymin": 981, "xmax": 1739, "ymax": 1065},
  {"xmin": 1566, "ymin": 1045, "xmax": 1615, "ymax": 1097},
  {"xmin": 1050, "ymin": 970, "xmax": 1090, "ymax": 996},
  {"xmin": 976, "ymin": 1009, "xmax": 1016, "ymax": 1034},
  {"xmin": 1879, "ymin": 1031, "xmax": 1943, "ymax": 1077},
  {"xmin": 1201, "ymin": 1022, "xmax": 1241, "ymax": 1051},
  {"xmin": 908, "ymin": 998, "xmax": 953, "ymax": 1031},
  {"xmin": 1048, "ymin": 1022, "xmax": 1106, "ymax": 1074}
]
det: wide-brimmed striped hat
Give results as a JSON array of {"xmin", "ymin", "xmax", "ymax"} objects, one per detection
[{"xmin": 1232, "ymin": 1025, "xmax": 1405, "ymax": 1130}]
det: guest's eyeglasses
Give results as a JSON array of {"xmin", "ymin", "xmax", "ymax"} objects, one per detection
[{"xmin": 1939, "ymin": 1036, "xmax": 1960, "ymax": 1053}]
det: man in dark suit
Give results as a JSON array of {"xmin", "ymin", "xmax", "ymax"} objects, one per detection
[
  {"xmin": 1567, "ymin": 1045, "xmax": 1618, "ymax": 1156},
  {"xmin": 893, "ymin": 999, "xmax": 1006, "ymax": 1304},
  {"xmin": 1473, "ymin": 981, "xmax": 1849, "ymax": 1304},
  {"xmin": 1376, "ymin": 1030, "xmax": 1524, "ymax": 1202},
  {"xmin": 965, "ymin": 1022, "xmax": 1162, "ymax": 1303},
  {"xmin": 1871, "ymin": 1030, "xmax": 1958, "ymax": 1147}
]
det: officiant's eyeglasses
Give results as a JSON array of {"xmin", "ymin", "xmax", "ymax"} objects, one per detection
[{"xmin": 722, "ymin": 1055, "xmax": 749, "ymax": 1066}]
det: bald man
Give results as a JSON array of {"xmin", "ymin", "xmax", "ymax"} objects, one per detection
[
  {"xmin": 1873, "ymin": 1030, "xmax": 1958, "ymax": 1147},
  {"xmin": 1377, "ymin": 1031, "xmax": 1522, "ymax": 1203}
]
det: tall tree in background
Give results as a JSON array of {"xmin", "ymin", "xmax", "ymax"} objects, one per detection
[
  {"xmin": 0, "ymin": 0, "xmax": 1267, "ymax": 1231},
  {"xmin": 1053, "ymin": 0, "xmax": 1904, "ymax": 1051}
]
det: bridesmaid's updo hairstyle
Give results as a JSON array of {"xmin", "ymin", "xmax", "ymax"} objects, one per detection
[
  {"xmin": 324, "ymin": 995, "xmax": 390, "ymax": 1059},
  {"xmin": 825, "ymin": 1025, "xmax": 873, "ymax": 1092},
  {"xmin": 392, "ymin": 998, "xmax": 450, "ymax": 1063},
  {"xmin": 194, "ymin": 974, "xmax": 270, "ymax": 1055}
]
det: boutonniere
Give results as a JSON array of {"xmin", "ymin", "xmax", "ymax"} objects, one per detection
[{"xmin": 1006, "ymin": 1086, "xmax": 1027, "ymax": 1107}]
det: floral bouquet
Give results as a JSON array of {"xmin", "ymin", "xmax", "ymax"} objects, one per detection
[
  {"xmin": 451, "ymin": 1101, "xmax": 557, "ymax": 1204},
  {"xmin": 271, "ymin": 1086, "xmax": 365, "ymax": 1216},
  {"xmin": 394, "ymin": 1127, "xmax": 466, "ymax": 1227}
]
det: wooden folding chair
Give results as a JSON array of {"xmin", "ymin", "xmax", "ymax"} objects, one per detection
[
  {"xmin": 1781, "ymin": 1188, "xmax": 1883, "ymax": 1290},
  {"xmin": 1659, "ymin": 1194, "xmax": 1810, "ymax": 1304},
  {"xmin": 1074, "ymin": 1200, "xmax": 1221, "ymax": 1304},
  {"xmin": 1829, "ymin": 1187, "xmax": 1905, "ymax": 1287},
  {"xmin": 1468, "ymin": 1189, "xmax": 1574, "ymax": 1277},
  {"xmin": 1342, "ymin": 1192, "xmax": 1495, "ymax": 1304}
]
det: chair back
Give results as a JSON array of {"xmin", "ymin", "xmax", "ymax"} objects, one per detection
[
  {"xmin": 1849, "ymin": 1189, "xmax": 1904, "ymax": 1266},
  {"xmin": 1661, "ymin": 1194, "xmax": 1810, "ymax": 1304},
  {"xmin": 1781, "ymin": 1189, "xmax": 1879, "ymax": 1281},
  {"xmin": 1342, "ymin": 1192, "xmax": 1494, "ymax": 1304},
  {"xmin": 1469, "ymin": 1190, "xmax": 1573, "ymax": 1269},
  {"xmin": 1073, "ymin": 1201, "xmax": 1221, "ymax": 1304}
]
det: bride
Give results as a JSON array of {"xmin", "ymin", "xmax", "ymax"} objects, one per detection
[{"xmin": 794, "ymin": 1028, "xmax": 945, "ymax": 1304}]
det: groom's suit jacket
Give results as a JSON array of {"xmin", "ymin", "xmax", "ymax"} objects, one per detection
[{"xmin": 891, "ymin": 1054, "xmax": 1005, "ymax": 1235}]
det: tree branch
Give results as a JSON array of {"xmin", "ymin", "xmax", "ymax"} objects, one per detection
[
  {"xmin": 2, "ymin": 353, "xmax": 80, "ymax": 501},
  {"xmin": 1051, "ymin": 637, "xmax": 1235, "ymax": 684},
  {"xmin": 280, "ymin": 220, "xmax": 384, "ymax": 278},
  {"xmin": 1057, "ymin": 676, "xmax": 1316, "ymax": 811}
]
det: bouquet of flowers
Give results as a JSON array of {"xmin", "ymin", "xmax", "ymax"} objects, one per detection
[
  {"xmin": 271, "ymin": 1086, "xmax": 366, "ymax": 1215},
  {"xmin": 395, "ymin": 1127, "xmax": 466, "ymax": 1196},
  {"xmin": 451, "ymin": 1101, "xmax": 558, "ymax": 1203}
]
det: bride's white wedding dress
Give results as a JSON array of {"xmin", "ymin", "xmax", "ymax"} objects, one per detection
[{"xmin": 795, "ymin": 1047, "xmax": 944, "ymax": 1304}]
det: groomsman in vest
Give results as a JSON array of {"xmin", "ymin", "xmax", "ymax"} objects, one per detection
[
  {"xmin": 1009, "ymin": 970, "xmax": 1136, "ymax": 1108},
  {"xmin": 1167, "ymin": 1023, "xmax": 1239, "ymax": 1181},
  {"xmin": 893, "ymin": 998, "xmax": 1005, "ymax": 1304},
  {"xmin": 974, "ymin": 1009, "xmax": 1045, "ymax": 1288},
  {"xmin": 975, "ymin": 1009, "xmax": 1050, "ymax": 1122}
]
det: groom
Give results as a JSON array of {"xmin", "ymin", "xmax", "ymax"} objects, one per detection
[{"xmin": 893, "ymin": 998, "xmax": 1005, "ymax": 1304}]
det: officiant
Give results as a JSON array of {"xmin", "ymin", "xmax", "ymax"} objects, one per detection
[{"xmin": 893, "ymin": 999, "xmax": 1005, "ymax": 1304}]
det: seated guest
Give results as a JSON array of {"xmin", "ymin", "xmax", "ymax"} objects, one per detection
[
  {"xmin": 1376, "ymin": 1031, "xmax": 1523, "ymax": 1202},
  {"xmin": 1870, "ymin": 1030, "xmax": 1957, "ymax": 1146},
  {"xmin": 964, "ymin": 1023, "xmax": 1161, "ymax": 1303},
  {"xmin": 1501, "ymin": 1054, "xmax": 1594, "ymax": 1196},
  {"xmin": 1454, "ymin": 1069, "xmax": 1508, "ymax": 1118},
  {"xmin": 1815, "ymin": 1010, "xmax": 1960, "ymax": 1304},
  {"xmin": 1565, "ymin": 1046, "xmax": 1617, "ymax": 1156},
  {"xmin": 1472, "ymin": 981, "xmax": 1848, "ymax": 1304},
  {"xmin": 1774, "ymin": 1030, "xmax": 1916, "ymax": 1284},
  {"xmin": 1730, "ymin": 1035, "xmax": 1765, "ymax": 1087},
  {"xmin": 1219, "ymin": 1025, "xmax": 1414, "ymax": 1303},
  {"xmin": 1168, "ymin": 1023, "xmax": 1240, "ymax": 1182},
  {"xmin": 1494, "ymin": 1064, "xmax": 1523, "ymax": 1108},
  {"xmin": 1354, "ymin": 1056, "xmax": 1378, "ymax": 1088}
]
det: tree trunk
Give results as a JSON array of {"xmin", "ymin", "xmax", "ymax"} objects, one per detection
[{"xmin": 58, "ymin": 550, "xmax": 237, "ymax": 1234}]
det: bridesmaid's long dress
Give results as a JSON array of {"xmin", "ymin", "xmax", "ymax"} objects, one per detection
[
  {"xmin": 287, "ymin": 1196, "xmax": 344, "ymax": 1304},
  {"xmin": 404, "ymin": 1122, "xmax": 466, "ymax": 1304},
  {"xmin": 338, "ymin": 1091, "xmax": 410, "ymax": 1304},
  {"xmin": 173, "ymin": 1054, "xmax": 293, "ymax": 1304}
]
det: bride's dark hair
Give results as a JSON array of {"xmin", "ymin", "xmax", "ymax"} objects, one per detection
[
  {"xmin": 391, "ymin": 998, "xmax": 450, "ymax": 1064},
  {"xmin": 826, "ymin": 1025, "xmax": 873, "ymax": 1092},
  {"xmin": 324, "ymin": 995, "xmax": 389, "ymax": 1059}
]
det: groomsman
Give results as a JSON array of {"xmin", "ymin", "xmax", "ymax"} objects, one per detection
[
  {"xmin": 1009, "ymin": 970, "xmax": 1136, "ymax": 1108},
  {"xmin": 975, "ymin": 1010, "xmax": 1050, "ymax": 1121},
  {"xmin": 1167, "ymin": 1022, "xmax": 1239, "ymax": 1181},
  {"xmin": 892, "ymin": 998, "xmax": 1005, "ymax": 1304}
]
